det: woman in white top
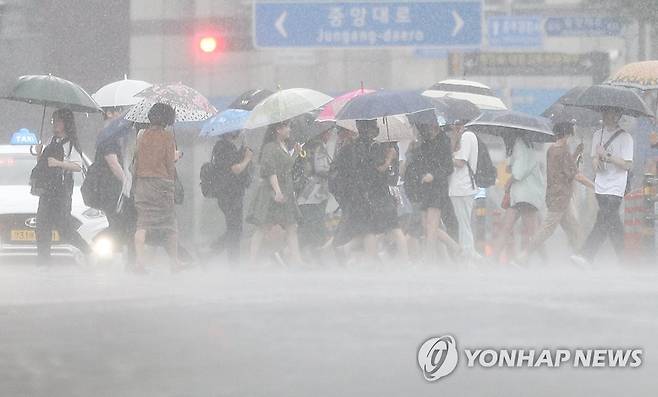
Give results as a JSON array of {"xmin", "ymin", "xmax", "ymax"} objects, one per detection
[{"xmin": 492, "ymin": 132, "xmax": 545, "ymax": 263}]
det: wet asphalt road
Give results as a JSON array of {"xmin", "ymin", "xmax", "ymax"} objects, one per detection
[{"xmin": 0, "ymin": 260, "xmax": 656, "ymax": 397}]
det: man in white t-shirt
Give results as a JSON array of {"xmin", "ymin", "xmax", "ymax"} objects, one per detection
[
  {"xmin": 449, "ymin": 121, "xmax": 479, "ymax": 256},
  {"xmin": 572, "ymin": 108, "xmax": 633, "ymax": 266}
]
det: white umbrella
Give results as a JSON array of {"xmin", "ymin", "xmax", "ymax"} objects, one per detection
[
  {"xmin": 92, "ymin": 76, "xmax": 152, "ymax": 108},
  {"xmin": 422, "ymin": 79, "xmax": 508, "ymax": 111},
  {"xmin": 244, "ymin": 88, "xmax": 332, "ymax": 129},
  {"xmin": 336, "ymin": 114, "xmax": 416, "ymax": 143}
]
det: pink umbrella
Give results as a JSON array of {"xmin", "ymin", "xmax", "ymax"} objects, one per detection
[{"xmin": 317, "ymin": 87, "xmax": 375, "ymax": 122}]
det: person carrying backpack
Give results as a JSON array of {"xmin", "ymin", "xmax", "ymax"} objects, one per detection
[
  {"xmin": 208, "ymin": 130, "xmax": 253, "ymax": 264},
  {"xmin": 34, "ymin": 109, "xmax": 90, "ymax": 265}
]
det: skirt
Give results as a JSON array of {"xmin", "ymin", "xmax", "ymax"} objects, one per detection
[{"xmin": 134, "ymin": 177, "xmax": 177, "ymax": 233}]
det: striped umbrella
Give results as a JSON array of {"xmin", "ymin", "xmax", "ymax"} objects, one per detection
[{"xmin": 422, "ymin": 79, "xmax": 508, "ymax": 111}]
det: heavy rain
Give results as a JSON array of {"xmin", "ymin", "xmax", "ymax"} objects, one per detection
[{"xmin": 0, "ymin": 1, "xmax": 657, "ymax": 396}]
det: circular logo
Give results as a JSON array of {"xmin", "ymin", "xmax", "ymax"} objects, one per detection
[{"xmin": 417, "ymin": 335, "xmax": 459, "ymax": 382}]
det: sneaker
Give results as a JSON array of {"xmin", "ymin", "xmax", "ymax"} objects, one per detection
[{"xmin": 569, "ymin": 254, "xmax": 591, "ymax": 269}]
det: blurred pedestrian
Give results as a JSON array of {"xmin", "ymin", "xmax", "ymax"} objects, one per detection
[
  {"xmin": 405, "ymin": 116, "xmax": 460, "ymax": 263},
  {"xmin": 491, "ymin": 132, "xmax": 545, "ymax": 263},
  {"xmin": 35, "ymin": 109, "xmax": 90, "ymax": 265},
  {"xmin": 356, "ymin": 119, "xmax": 408, "ymax": 263},
  {"xmin": 449, "ymin": 119, "xmax": 479, "ymax": 258},
  {"xmin": 133, "ymin": 103, "xmax": 182, "ymax": 273},
  {"xmin": 209, "ymin": 130, "xmax": 253, "ymax": 264},
  {"xmin": 572, "ymin": 108, "xmax": 633, "ymax": 266},
  {"xmin": 517, "ymin": 122, "xmax": 593, "ymax": 263},
  {"xmin": 296, "ymin": 126, "xmax": 333, "ymax": 261},
  {"xmin": 247, "ymin": 121, "xmax": 303, "ymax": 265},
  {"xmin": 96, "ymin": 107, "xmax": 135, "ymax": 264}
]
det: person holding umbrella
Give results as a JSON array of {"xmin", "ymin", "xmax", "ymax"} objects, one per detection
[
  {"xmin": 133, "ymin": 103, "xmax": 182, "ymax": 273},
  {"xmin": 35, "ymin": 109, "xmax": 90, "ymax": 265},
  {"xmin": 491, "ymin": 132, "xmax": 545, "ymax": 264},
  {"xmin": 296, "ymin": 124, "xmax": 334, "ymax": 261},
  {"xmin": 404, "ymin": 113, "xmax": 461, "ymax": 263},
  {"xmin": 516, "ymin": 122, "xmax": 594, "ymax": 263},
  {"xmin": 209, "ymin": 129, "xmax": 253, "ymax": 264},
  {"xmin": 356, "ymin": 119, "xmax": 408, "ymax": 263},
  {"xmin": 571, "ymin": 108, "xmax": 633, "ymax": 266},
  {"xmin": 247, "ymin": 120, "xmax": 303, "ymax": 266},
  {"xmin": 448, "ymin": 118, "xmax": 480, "ymax": 259}
]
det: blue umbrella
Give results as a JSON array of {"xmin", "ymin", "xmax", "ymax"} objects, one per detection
[
  {"xmin": 200, "ymin": 108, "xmax": 250, "ymax": 137},
  {"xmin": 335, "ymin": 90, "xmax": 435, "ymax": 120},
  {"xmin": 96, "ymin": 116, "xmax": 134, "ymax": 146}
]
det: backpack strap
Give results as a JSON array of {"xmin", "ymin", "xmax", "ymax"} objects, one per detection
[{"xmin": 602, "ymin": 129, "xmax": 624, "ymax": 150}]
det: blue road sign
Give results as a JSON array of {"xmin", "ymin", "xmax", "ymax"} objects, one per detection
[
  {"xmin": 487, "ymin": 16, "xmax": 543, "ymax": 48},
  {"xmin": 10, "ymin": 128, "xmax": 38, "ymax": 146},
  {"xmin": 545, "ymin": 16, "xmax": 623, "ymax": 37},
  {"xmin": 253, "ymin": 2, "xmax": 482, "ymax": 48}
]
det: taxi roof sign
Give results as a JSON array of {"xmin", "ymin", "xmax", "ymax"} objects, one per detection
[{"xmin": 10, "ymin": 128, "xmax": 39, "ymax": 145}]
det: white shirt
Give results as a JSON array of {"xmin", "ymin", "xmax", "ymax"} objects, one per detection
[
  {"xmin": 449, "ymin": 130, "xmax": 479, "ymax": 197},
  {"xmin": 591, "ymin": 127, "xmax": 633, "ymax": 197}
]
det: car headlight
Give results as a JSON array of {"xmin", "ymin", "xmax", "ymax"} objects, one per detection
[
  {"xmin": 92, "ymin": 236, "xmax": 114, "ymax": 259},
  {"xmin": 82, "ymin": 208, "xmax": 105, "ymax": 219}
]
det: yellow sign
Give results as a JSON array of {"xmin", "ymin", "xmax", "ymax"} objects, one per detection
[{"xmin": 10, "ymin": 230, "xmax": 60, "ymax": 242}]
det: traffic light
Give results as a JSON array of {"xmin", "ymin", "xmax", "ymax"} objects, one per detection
[{"xmin": 193, "ymin": 30, "xmax": 226, "ymax": 62}]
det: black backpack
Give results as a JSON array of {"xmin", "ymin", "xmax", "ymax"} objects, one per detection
[
  {"xmin": 468, "ymin": 135, "xmax": 497, "ymax": 189},
  {"xmin": 80, "ymin": 160, "xmax": 104, "ymax": 208}
]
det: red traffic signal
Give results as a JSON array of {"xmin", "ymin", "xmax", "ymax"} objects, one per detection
[{"xmin": 193, "ymin": 31, "xmax": 226, "ymax": 62}]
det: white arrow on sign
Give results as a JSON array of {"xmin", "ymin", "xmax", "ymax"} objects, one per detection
[
  {"xmin": 275, "ymin": 11, "xmax": 288, "ymax": 38},
  {"xmin": 451, "ymin": 10, "xmax": 464, "ymax": 37}
]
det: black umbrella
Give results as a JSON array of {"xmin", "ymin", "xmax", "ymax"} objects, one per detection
[
  {"xmin": 229, "ymin": 89, "xmax": 273, "ymax": 111},
  {"xmin": 567, "ymin": 84, "xmax": 653, "ymax": 118},
  {"xmin": 542, "ymin": 87, "xmax": 600, "ymax": 126},
  {"xmin": 430, "ymin": 97, "xmax": 481, "ymax": 124},
  {"xmin": 465, "ymin": 111, "xmax": 555, "ymax": 143}
]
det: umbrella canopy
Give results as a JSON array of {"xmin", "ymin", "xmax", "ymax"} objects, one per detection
[
  {"xmin": 96, "ymin": 116, "xmax": 134, "ymax": 146},
  {"xmin": 228, "ymin": 89, "xmax": 273, "ymax": 110},
  {"xmin": 337, "ymin": 114, "xmax": 416, "ymax": 143},
  {"xmin": 422, "ymin": 79, "xmax": 508, "ymax": 111},
  {"xmin": 244, "ymin": 88, "xmax": 333, "ymax": 130},
  {"xmin": 607, "ymin": 61, "xmax": 658, "ymax": 90},
  {"xmin": 541, "ymin": 86, "xmax": 601, "ymax": 127},
  {"xmin": 2, "ymin": 74, "xmax": 101, "ymax": 113},
  {"xmin": 336, "ymin": 90, "xmax": 434, "ymax": 120},
  {"xmin": 200, "ymin": 108, "xmax": 250, "ymax": 137},
  {"xmin": 317, "ymin": 88, "xmax": 375, "ymax": 121},
  {"xmin": 126, "ymin": 83, "xmax": 217, "ymax": 123},
  {"xmin": 465, "ymin": 111, "xmax": 555, "ymax": 143},
  {"xmin": 430, "ymin": 97, "xmax": 481, "ymax": 125},
  {"xmin": 92, "ymin": 78, "xmax": 152, "ymax": 108},
  {"xmin": 567, "ymin": 84, "xmax": 653, "ymax": 118}
]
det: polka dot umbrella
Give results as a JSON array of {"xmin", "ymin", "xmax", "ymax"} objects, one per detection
[{"xmin": 125, "ymin": 83, "xmax": 217, "ymax": 123}]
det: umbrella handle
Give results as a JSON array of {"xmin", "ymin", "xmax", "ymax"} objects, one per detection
[{"xmin": 39, "ymin": 104, "xmax": 46, "ymax": 143}]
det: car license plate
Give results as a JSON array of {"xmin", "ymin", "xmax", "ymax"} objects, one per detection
[{"xmin": 10, "ymin": 230, "xmax": 60, "ymax": 242}]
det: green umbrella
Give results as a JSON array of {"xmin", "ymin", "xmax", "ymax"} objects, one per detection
[{"xmin": 2, "ymin": 74, "xmax": 102, "ymax": 141}]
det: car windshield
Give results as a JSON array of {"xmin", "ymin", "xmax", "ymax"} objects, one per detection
[{"xmin": 0, "ymin": 154, "xmax": 84, "ymax": 186}]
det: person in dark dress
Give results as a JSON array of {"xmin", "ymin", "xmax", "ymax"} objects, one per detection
[
  {"xmin": 357, "ymin": 119, "xmax": 409, "ymax": 262},
  {"xmin": 96, "ymin": 108, "xmax": 134, "ymax": 263},
  {"xmin": 247, "ymin": 120, "xmax": 303, "ymax": 265},
  {"xmin": 210, "ymin": 130, "xmax": 253, "ymax": 264},
  {"xmin": 405, "ymin": 115, "xmax": 461, "ymax": 261},
  {"xmin": 35, "ymin": 109, "xmax": 90, "ymax": 265}
]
